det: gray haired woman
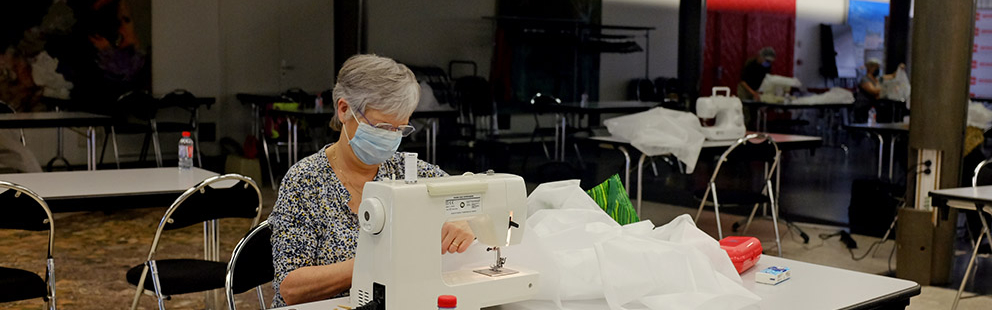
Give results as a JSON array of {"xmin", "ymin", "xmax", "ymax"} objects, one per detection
[{"xmin": 268, "ymin": 54, "xmax": 475, "ymax": 306}]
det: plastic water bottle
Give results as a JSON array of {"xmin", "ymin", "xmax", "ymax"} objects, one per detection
[
  {"xmin": 178, "ymin": 131, "xmax": 194, "ymax": 170},
  {"xmin": 867, "ymin": 107, "xmax": 877, "ymax": 125},
  {"xmin": 437, "ymin": 295, "xmax": 457, "ymax": 309},
  {"xmin": 314, "ymin": 94, "xmax": 324, "ymax": 112}
]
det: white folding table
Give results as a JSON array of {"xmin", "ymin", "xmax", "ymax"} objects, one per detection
[
  {"xmin": 929, "ymin": 186, "xmax": 992, "ymax": 310},
  {"xmin": 587, "ymin": 132, "xmax": 823, "ymax": 215},
  {"xmin": 0, "ymin": 111, "xmax": 113, "ymax": 171},
  {"xmin": 0, "ymin": 167, "xmax": 218, "ymax": 212},
  {"xmin": 269, "ymin": 255, "xmax": 919, "ymax": 310}
]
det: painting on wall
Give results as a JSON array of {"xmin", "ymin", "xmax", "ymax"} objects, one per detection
[{"xmin": 0, "ymin": 0, "xmax": 151, "ymax": 113}]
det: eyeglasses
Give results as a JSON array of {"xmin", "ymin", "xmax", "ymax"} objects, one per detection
[{"xmin": 354, "ymin": 107, "xmax": 416, "ymax": 137}]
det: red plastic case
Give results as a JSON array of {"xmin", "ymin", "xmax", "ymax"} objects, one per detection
[{"xmin": 719, "ymin": 236, "xmax": 762, "ymax": 273}]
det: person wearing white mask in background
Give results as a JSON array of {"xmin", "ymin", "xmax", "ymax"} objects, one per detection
[
  {"xmin": 268, "ymin": 54, "xmax": 474, "ymax": 307},
  {"xmin": 738, "ymin": 46, "xmax": 776, "ymax": 102},
  {"xmin": 855, "ymin": 58, "xmax": 904, "ymax": 122}
]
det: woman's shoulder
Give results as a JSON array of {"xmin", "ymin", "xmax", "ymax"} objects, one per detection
[{"xmin": 283, "ymin": 146, "xmax": 333, "ymax": 184}]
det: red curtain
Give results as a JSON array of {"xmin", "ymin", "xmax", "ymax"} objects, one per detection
[{"xmin": 701, "ymin": 0, "xmax": 796, "ymax": 97}]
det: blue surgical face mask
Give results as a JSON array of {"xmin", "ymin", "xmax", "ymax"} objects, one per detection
[
  {"xmin": 761, "ymin": 61, "xmax": 771, "ymax": 68},
  {"xmin": 343, "ymin": 109, "xmax": 402, "ymax": 165}
]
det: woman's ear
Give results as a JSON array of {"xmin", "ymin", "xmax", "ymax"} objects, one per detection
[{"xmin": 337, "ymin": 98, "xmax": 350, "ymax": 123}]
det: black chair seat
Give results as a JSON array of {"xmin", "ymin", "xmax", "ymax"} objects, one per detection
[
  {"xmin": 126, "ymin": 259, "xmax": 227, "ymax": 296},
  {"xmin": 694, "ymin": 189, "xmax": 769, "ymax": 206},
  {"xmin": 112, "ymin": 122, "xmax": 153, "ymax": 135},
  {"xmin": 0, "ymin": 266, "xmax": 47, "ymax": 303},
  {"xmin": 155, "ymin": 122, "xmax": 195, "ymax": 133}
]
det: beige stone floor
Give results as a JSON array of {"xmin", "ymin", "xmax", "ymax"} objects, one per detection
[
  {"xmin": 0, "ymin": 192, "xmax": 276, "ymax": 310},
  {"xmin": 3, "ymin": 188, "xmax": 992, "ymax": 309}
]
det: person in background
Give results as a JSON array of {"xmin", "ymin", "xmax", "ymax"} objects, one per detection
[
  {"xmin": 855, "ymin": 59, "xmax": 904, "ymax": 123},
  {"xmin": 738, "ymin": 47, "xmax": 776, "ymax": 102},
  {"xmin": 268, "ymin": 54, "xmax": 475, "ymax": 307}
]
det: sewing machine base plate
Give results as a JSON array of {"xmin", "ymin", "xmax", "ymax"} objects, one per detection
[{"xmin": 473, "ymin": 268, "xmax": 519, "ymax": 277}]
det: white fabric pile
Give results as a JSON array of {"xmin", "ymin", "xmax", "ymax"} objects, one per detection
[
  {"xmin": 792, "ymin": 88, "xmax": 855, "ymax": 105},
  {"xmin": 443, "ymin": 180, "xmax": 761, "ymax": 310},
  {"xmin": 415, "ymin": 81, "xmax": 443, "ymax": 111},
  {"xmin": 968, "ymin": 101, "xmax": 992, "ymax": 130},
  {"xmin": 30, "ymin": 51, "xmax": 73, "ymax": 99},
  {"xmin": 604, "ymin": 107, "xmax": 706, "ymax": 173}
]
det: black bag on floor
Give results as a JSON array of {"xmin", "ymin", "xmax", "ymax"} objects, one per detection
[{"xmin": 848, "ymin": 178, "xmax": 903, "ymax": 237}]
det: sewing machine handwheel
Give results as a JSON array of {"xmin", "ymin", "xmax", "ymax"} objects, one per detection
[{"xmin": 358, "ymin": 198, "xmax": 385, "ymax": 234}]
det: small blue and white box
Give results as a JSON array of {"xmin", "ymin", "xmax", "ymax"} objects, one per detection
[{"xmin": 756, "ymin": 266, "xmax": 791, "ymax": 285}]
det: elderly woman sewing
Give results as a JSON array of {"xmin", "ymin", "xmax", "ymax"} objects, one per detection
[{"xmin": 269, "ymin": 54, "xmax": 475, "ymax": 306}]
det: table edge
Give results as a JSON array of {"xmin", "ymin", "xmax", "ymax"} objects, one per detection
[{"xmin": 839, "ymin": 284, "xmax": 921, "ymax": 310}]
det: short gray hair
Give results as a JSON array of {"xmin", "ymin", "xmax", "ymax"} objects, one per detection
[{"xmin": 331, "ymin": 54, "xmax": 419, "ymax": 130}]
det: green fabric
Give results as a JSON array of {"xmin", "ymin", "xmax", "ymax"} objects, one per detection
[{"xmin": 586, "ymin": 174, "xmax": 640, "ymax": 225}]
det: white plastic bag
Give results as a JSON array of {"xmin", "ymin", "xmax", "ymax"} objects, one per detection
[
  {"xmin": 604, "ymin": 108, "xmax": 706, "ymax": 173},
  {"xmin": 443, "ymin": 181, "xmax": 761, "ymax": 310},
  {"xmin": 880, "ymin": 68, "xmax": 911, "ymax": 102}
]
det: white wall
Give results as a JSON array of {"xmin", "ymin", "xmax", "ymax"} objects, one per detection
[
  {"xmin": 367, "ymin": 0, "xmax": 495, "ymax": 78},
  {"xmin": 22, "ymin": 0, "xmax": 336, "ymax": 167},
  {"xmin": 22, "ymin": 0, "xmax": 894, "ymax": 167},
  {"xmin": 600, "ymin": 0, "xmax": 681, "ymax": 101},
  {"xmin": 794, "ymin": 0, "xmax": 849, "ymax": 88},
  {"xmin": 22, "ymin": 0, "xmax": 225, "ymax": 167}
]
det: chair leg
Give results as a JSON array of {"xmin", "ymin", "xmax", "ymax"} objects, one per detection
[
  {"xmin": 954, "ymin": 229, "xmax": 985, "ymax": 310},
  {"xmin": 256, "ymin": 286, "xmax": 267, "ymax": 309},
  {"xmin": 149, "ymin": 260, "xmax": 167, "ymax": 310},
  {"xmin": 99, "ymin": 128, "xmax": 110, "ymax": 166},
  {"xmin": 111, "ymin": 127, "xmax": 121, "ymax": 169},
  {"xmin": 650, "ymin": 158, "xmax": 659, "ymax": 177},
  {"xmin": 742, "ymin": 203, "xmax": 761, "ymax": 234},
  {"xmin": 572, "ymin": 143, "xmax": 586, "ymax": 169},
  {"xmin": 131, "ymin": 264, "xmax": 150, "ymax": 310},
  {"xmin": 694, "ymin": 183, "xmax": 712, "ymax": 223},
  {"xmin": 47, "ymin": 258, "xmax": 56, "ymax": 310},
  {"xmin": 767, "ymin": 180, "xmax": 783, "ymax": 256},
  {"xmin": 151, "ymin": 129, "xmax": 163, "ymax": 167},
  {"xmin": 261, "ymin": 135, "xmax": 277, "ymax": 190},
  {"xmin": 711, "ymin": 184, "xmax": 724, "ymax": 239},
  {"xmin": 140, "ymin": 133, "xmax": 151, "ymax": 163},
  {"xmin": 193, "ymin": 130, "xmax": 203, "ymax": 168}
]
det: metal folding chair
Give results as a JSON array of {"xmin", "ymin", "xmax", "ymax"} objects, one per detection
[
  {"xmin": 694, "ymin": 133, "xmax": 783, "ymax": 256},
  {"xmin": 0, "ymin": 101, "xmax": 26, "ymax": 146},
  {"xmin": 0, "ymin": 181, "xmax": 56, "ymax": 310},
  {"xmin": 952, "ymin": 159, "xmax": 992, "ymax": 310},
  {"xmin": 105, "ymin": 90, "xmax": 162, "ymax": 168},
  {"xmin": 224, "ymin": 220, "xmax": 273, "ymax": 310},
  {"xmin": 127, "ymin": 174, "xmax": 263, "ymax": 310}
]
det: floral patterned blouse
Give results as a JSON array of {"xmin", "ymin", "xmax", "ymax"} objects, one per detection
[{"xmin": 269, "ymin": 144, "xmax": 447, "ymax": 307}]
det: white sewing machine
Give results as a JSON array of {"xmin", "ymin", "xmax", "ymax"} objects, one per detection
[
  {"xmin": 351, "ymin": 167, "xmax": 539, "ymax": 310},
  {"xmin": 696, "ymin": 87, "xmax": 746, "ymax": 141}
]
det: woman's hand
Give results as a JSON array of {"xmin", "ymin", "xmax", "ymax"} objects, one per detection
[{"xmin": 441, "ymin": 221, "xmax": 475, "ymax": 254}]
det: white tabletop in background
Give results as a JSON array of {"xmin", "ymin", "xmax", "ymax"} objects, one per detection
[
  {"xmin": 272, "ymin": 255, "xmax": 918, "ymax": 310},
  {"xmin": 0, "ymin": 168, "xmax": 218, "ymax": 200},
  {"xmin": 930, "ymin": 185, "xmax": 992, "ymax": 203},
  {"xmin": 589, "ymin": 132, "xmax": 822, "ymax": 149},
  {"xmin": 929, "ymin": 185, "xmax": 992, "ymax": 213}
]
